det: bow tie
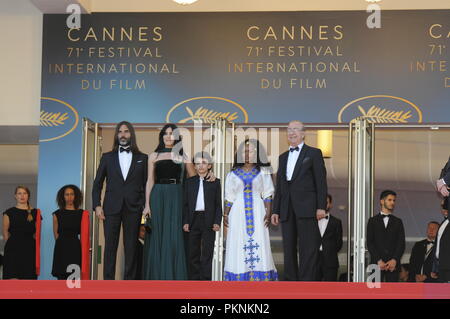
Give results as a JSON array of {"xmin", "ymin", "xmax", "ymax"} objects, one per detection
[
  {"xmin": 120, "ymin": 147, "xmax": 130, "ymax": 153},
  {"xmin": 444, "ymin": 216, "xmax": 448, "ymax": 220},
  {"xmin": 290, "ymin": 146, "xmax": 299, "ymax": 152},
  {"xmin": 426, "ymin": 240, "xmax": 435, "ymax": 245},
  {"xmin": 324, "ymin": 215, "xmax": 329, "ymax": 220},
  {"xmin": 380, "ymin": 214, "xmax": 391, "ymax": 218}
]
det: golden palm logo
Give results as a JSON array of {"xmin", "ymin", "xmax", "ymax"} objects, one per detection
[
  {"xmin": 166, "ymin": 97, "xmax": 248, "ymax": 124},
  {"xmin": 338, "ymin": 95, "xmax": 422, "ymax": 123},
  {"xmin": 39, "ymin": 97, "xmax": 79, "ymax": 142},
  {"xmin": 40, "ymin": 111, "xmax": 70, "ymax": 127},
  {"xmin": 179, "ymin": 106, "xmax": 239, "ymax": 123},
  {"xmin": 357, "ymin": 105, "xmax": 412, "ymax": 123}
]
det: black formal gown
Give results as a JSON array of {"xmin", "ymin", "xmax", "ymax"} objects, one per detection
[
  {"xmin": 52, "ymin": 209, "xmax": 83, "ymax": 280},
  {"xmin": 3, "ymin": 207, "xmax": 39, "ymax": 279}
]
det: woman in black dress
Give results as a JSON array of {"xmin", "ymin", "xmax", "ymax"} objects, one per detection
[
  {"xmin": 2, "ymin": 186, "xmax": 42, "ymax": 280},
  {"xmin": 52, "ymin": 185, "xmax": 90, "ymax": 280}
]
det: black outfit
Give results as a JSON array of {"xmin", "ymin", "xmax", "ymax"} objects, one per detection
[
  {"xmin": 51, "ymin": 209, "xmax": 83, "ymax": 280},
  {"xmin": 273, "ymin": 144, "xmax": 328, "ymax": 281},
  {"xmin": 2, "ymin": 207, "xmax": 39, "ymax": 280},
  {"xmin": 440, "ymin": 159, "xmax": 450, "ymax": 209},
  {"xmin": 367, "ymin": 213, "xmax": 405, "ymax": 282},
  {"xmin": 317, "ymin": 215, "xmax": 343, "ymax": 281},
  {"xmin": 409, "ymin": 238, "xmax": 438, "ymax": 283},
  {"xmin": 432, "ymin": 218, "xmax": 450, "ymax": 283},
  {"xmin": 92, "ymin": 150, "xmax": 148, "ymax": 280},
  {"xmin": 183, "ymin": 176, "xmax": 222, "ymax": 280}
]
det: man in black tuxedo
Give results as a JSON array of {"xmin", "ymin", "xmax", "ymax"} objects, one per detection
[
  {"xmin": 436, "ymin": 156, "xmax": 450, "ymax": 210},
  {"xmin": 92, "ymin": 121, "xmax": 148, "ymax": 280},
  {"xmin": 409, "ymin": 221, "xmax": 439, "ymax": 283},
  {"xmin": 431, "ymin": 202, "xmax": 450, "ymax": 283},
  {"xmin": 272, "ymin": 120, "xmax": 328, "ymax": 281},
  {"xmin": 183, "ymin": 152, "xmax": 222, "ymax": 280},
  {"xmin": 317, "ymin": 194, "xmax": 343, "ymax": 281},
  {"xmin": 367, "ymin": 190, "xmax": 405, "ymax": 282}
]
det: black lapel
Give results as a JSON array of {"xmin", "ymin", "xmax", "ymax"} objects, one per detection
[
  {"xmin": 279, "ymin": 152, "xmax": 289, "ymax": 179},
  {"xmin": 113, "ymin": 151, "xmax": 125, "ymax": 182},
  {"xmin": 323, "ymin": 215, "xmax": 333, "ymax": 237},
  {"xmin": 192, "ymin": 176, "xmax": 200, "ymax": 207},
  {"xmin": 291, "ymin": 144, "xmax": 308, "ymax": 181},
  {"xmin": 125, "ymin": 153, "xmax": 138, "ymax": 182}
]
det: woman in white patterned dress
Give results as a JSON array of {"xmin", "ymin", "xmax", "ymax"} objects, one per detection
[{"xmin": 223, "ymin": 139, "xmax": 278, "ymax": 281}]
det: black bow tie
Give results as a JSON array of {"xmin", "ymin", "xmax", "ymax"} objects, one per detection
[
  {"xmin": 324, "ymin": 215, "xmax": 329, "ymax": 220},
  {"xmin": 444, "ymin": 216, "xmax": 448, "ymax": 220},
  {"xmin": 381, "ymin": 214, "xmax": 391, "ymax": 218},
  {"xmin": 120, "ymin": 147, "xmax": 130, "ymax": 153},
  {"xmin": 427, "ymin": 240, "xmax": 435, "ymax": 245},
  {"xmin": 290, "ymin": 146, "xmax": 299, "ymax": 152}
]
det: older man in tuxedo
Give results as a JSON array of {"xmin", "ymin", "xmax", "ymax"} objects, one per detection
[
  {"xmin": 92, "ymin": 121, "xmax": 148, "ymax": 280},
  {"xmin": 272, "ymin": 120, "xmax": 328, "ymax": 281},
  {"xmin": 409, "ymin": 221, "xmax": 440, "ymax": 282}
]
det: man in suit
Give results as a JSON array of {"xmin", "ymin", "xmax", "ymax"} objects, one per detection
[
  {"xmin": 183, "ymin": 152, "xmax": 222, "ymax": 281},
  {"xmin": 409, "ymin": 221, "xmax": 440, "ymax": 283},
  {"xmin": 92, "ymin": 121, "xmax": 148, "ymax": 280},
  {"xmin": 431, "ymin": 202, "xmax": 450, "ymax": 283},
  {"xmin": 436, "ymin": 156, "xmax": 450, "ymax": 200},
  {"xmin": 317, "ymin": 194, "xmax": 343, "ymax": 281},
  {"xmin": 367, "ymin": 190, "xmax": 405, "ymax": 282},
  {"xmin": 272, "ymin": 120, "xmax": 328, "ymax": 281}
]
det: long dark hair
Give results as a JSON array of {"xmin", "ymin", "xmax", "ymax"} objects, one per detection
[
  {"xmin": 112, "ymin": 121, "xmax": 141, "ymax": 153},
  {"xmin": 56, "ymin": 184, "xmax": 83, "ymax": 210},
  {"xmin": 154, "ymin": 123, "xmax": 184, "ymax": 156},
  {"xmin": 232, "ymin": 139, "xmax": 271, "ymax": 172}
]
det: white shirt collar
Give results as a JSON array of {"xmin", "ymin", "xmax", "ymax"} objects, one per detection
[{"xmin": 289, "ymin": 142, "xmax": 304, "ymax": 151}]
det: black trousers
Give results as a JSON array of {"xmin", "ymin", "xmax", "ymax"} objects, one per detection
[
  {"xmin": 103, "ymin": 206, "xmax": 141, "ymax": 280},
  {"xmin": 187, "ymin": 212, "xmax": 216, "ymax": 280},
  {"xmin": 317, "ymin": 251, "xmax": 338, "ymax": 281},
  {"xmin": 281, "ymin": 200, "xmax": 321, "ymax": 281}
]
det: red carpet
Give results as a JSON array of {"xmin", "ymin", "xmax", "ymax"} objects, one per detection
[{"xmin": 0, "ymin": 281, "xmax": 449, "ymax": 299}]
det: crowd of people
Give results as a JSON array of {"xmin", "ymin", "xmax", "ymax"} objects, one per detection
[{"xmin": 1, "ymin": 120, "xmax": 449, "ymax": 283}]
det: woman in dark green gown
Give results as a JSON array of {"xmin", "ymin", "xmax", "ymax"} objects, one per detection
[{"xmin": 141, "ymin": 124, "xmax": 196, "ymax": 280}]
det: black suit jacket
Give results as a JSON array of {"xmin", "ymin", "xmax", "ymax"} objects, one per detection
[
  {"xmin": 273, "ymin": 144, "xmax": 327, "ymax": 220},
  {"xmin": 432, "ymin": 220, "xmax": 450, "ymax": 272},
  {"xmin": 183, "ymin": 176, "xmax": 222, "ymax": 228},
  {"xmin": 440, "ymin": 158, "xmax": 450, "ymax": 183},
  {"xmin": 320, "ymin": 215, "xmax": 343, "ymax": 268},
  {"xmin": 409, "ymin": 239, "xmax": 436, "ymax": 281},
  {"xmin": 367, "ymin": 214, "xmax": 405, "ymax": 267},
  {"xmin": 92, "ymin": 150, "xmax": 148, "ymax": 215}
]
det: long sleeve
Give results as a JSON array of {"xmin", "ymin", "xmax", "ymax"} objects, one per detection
[
  {"xmin": 272, "ymin": 157, "xmax": 283, "ymax": 215},
  {"xmin": 367, "ymin": 218, "xmax": 380, "ymax": 263},
  {"xmin": 261, "ymin": 168, "xmax": 275, "ymax": 200},
  {"xmin": 443, "ymin": 170, "xmax": 450, "ymax": 185},
  {"xmin": 409, "ymin": 242, "xmax": 421, "ymax": 277},
  {"xmin": 224, "ymin": 172, "xmax": 237, "ymax": 207},
  {"xmin": 183, "ymin": 180, "xmax": 190, "ymax": 225},
  {"xmin": 312, "ymin": 148, "xmax": 327, "ymax": 210},
  {"xmin": 336, "ymin": 219, "xmax": 343, "ymax": 252},
  {"xmin": 214, "ymin": 180, "xmax": 223, "ymax": 225},
  {"xmin": 394, "ymin": 219, "xmax": 406, "ymax": 263},
  {"xmin": 92, "ymin": 154, "xmax": 107, "ymax": 210}
]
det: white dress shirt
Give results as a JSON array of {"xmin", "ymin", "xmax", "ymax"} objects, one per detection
[
  {"xmin": 195, "ymin": 177, "xmax": 205, "ymax": 211},
  {"xmin": 318, "ymin": 214, "xmax": 330, "ymax": 251},
  {"xmin": 436, "ymin": 219, "xmax": 449, "ymax": 259},
  {"xmin": 286, "ymin": 142, "xmax": 304, "ymax": 181},
  {"xmin": 118, "ymin": 148, "xmax": 132, "ymax": 180},
  {"xmin": 380, "ymin": 212, "xmax": 390, "ymax": 228}
]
